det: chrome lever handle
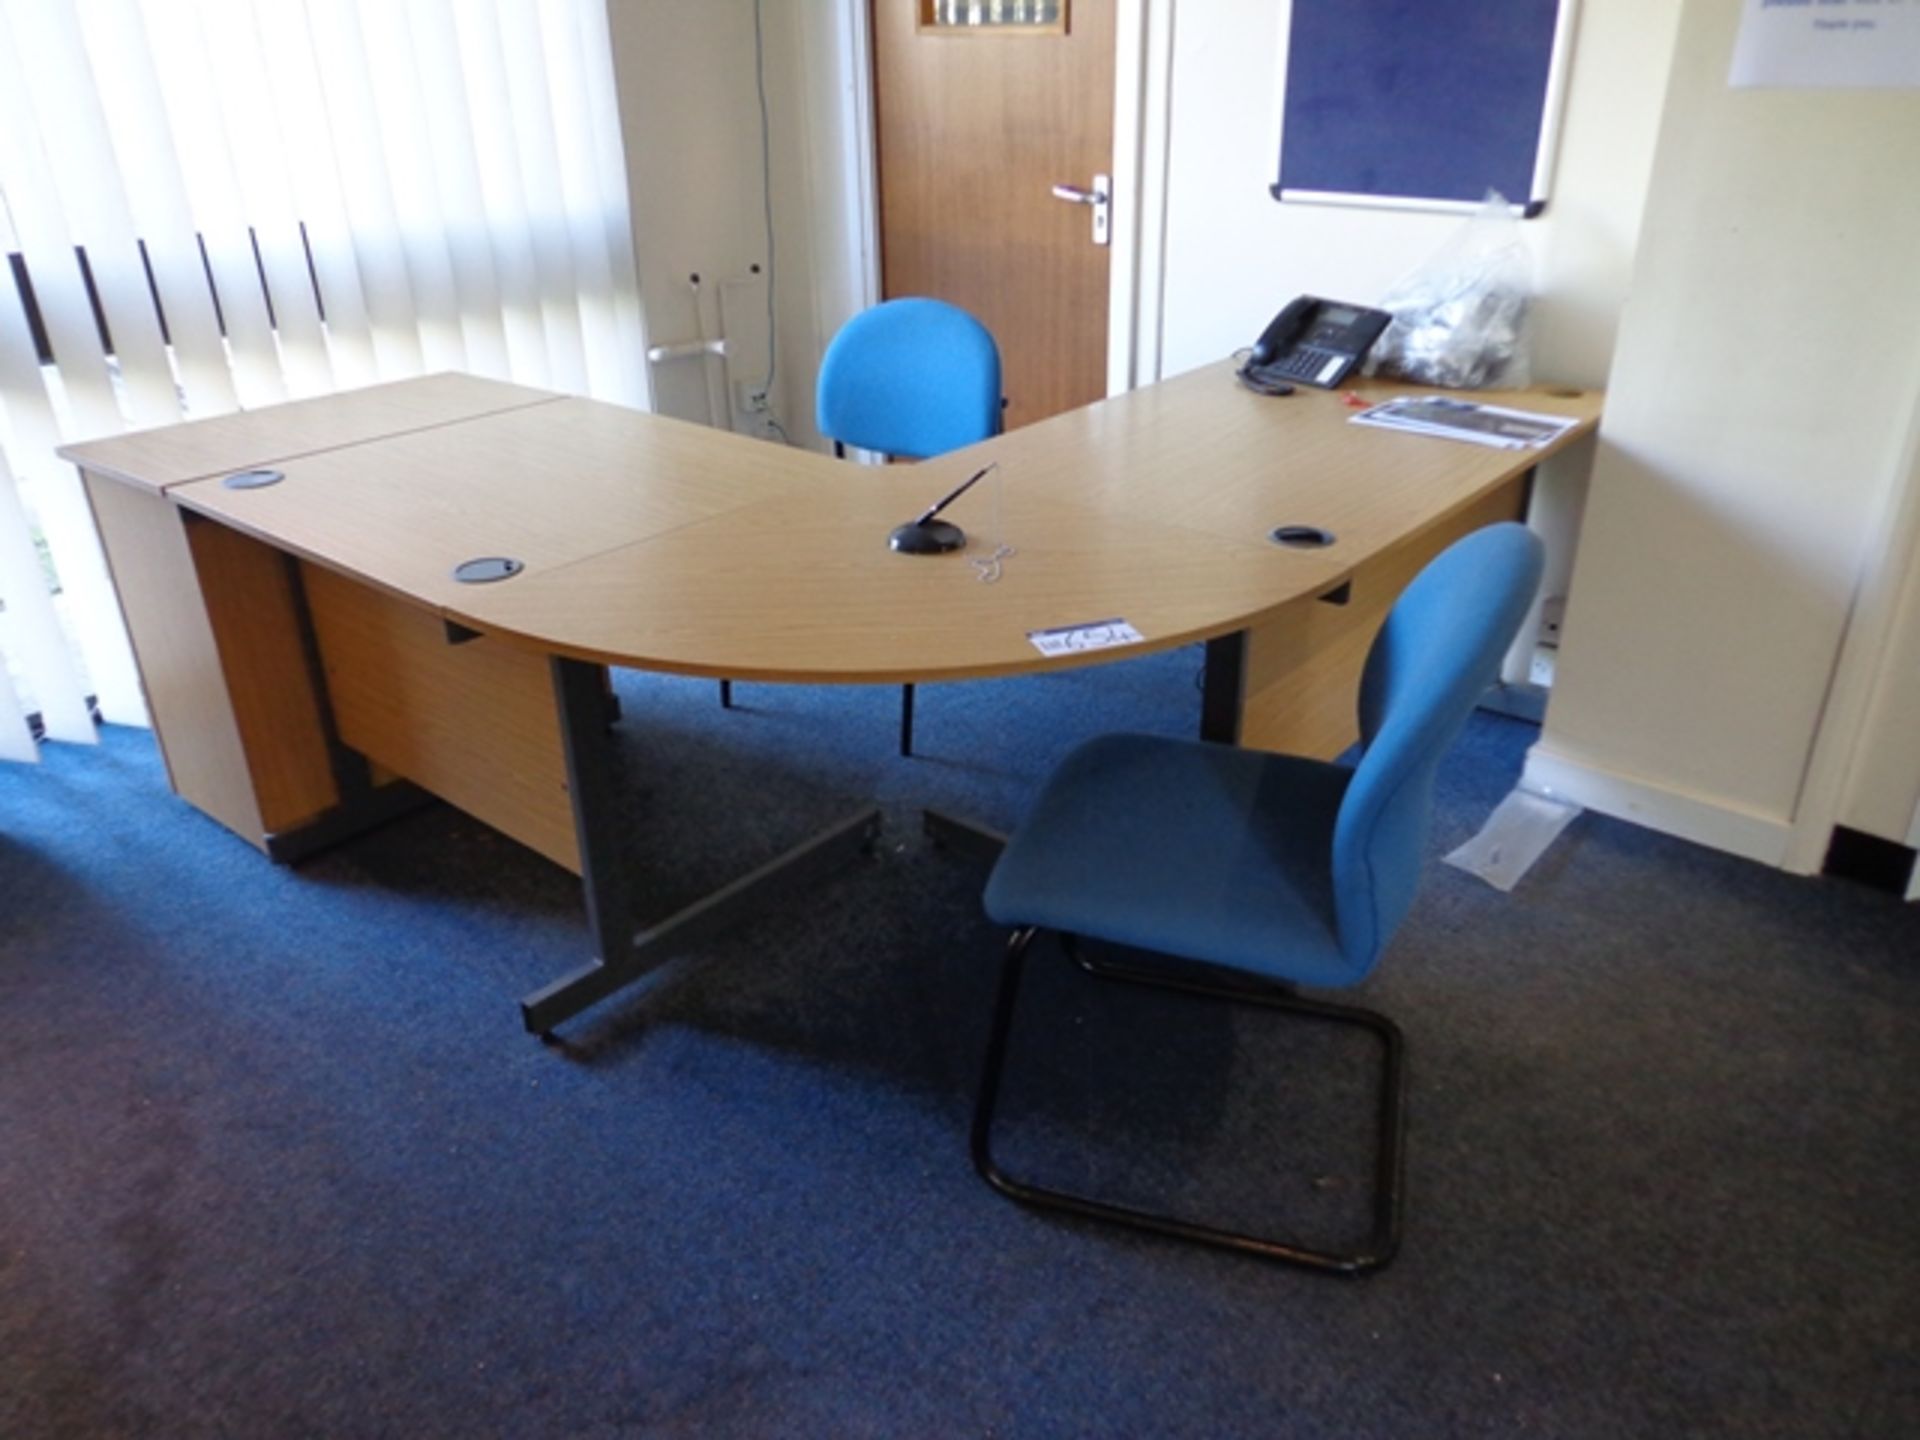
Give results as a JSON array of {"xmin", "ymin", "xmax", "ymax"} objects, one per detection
[{"xmin": 1049, "ymin": 173, "xmax": 1111, "ymax": 246}]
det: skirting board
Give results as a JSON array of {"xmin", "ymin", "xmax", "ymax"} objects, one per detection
[{"xmin": 1521, "ymin": 742, "xmax": 1798, "ymax": 871}]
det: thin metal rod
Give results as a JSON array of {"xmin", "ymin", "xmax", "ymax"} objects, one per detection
[
  {"xmin": 971, "ymin": 926, "xmax": 1405, "ymax": 1274},
  {"xmin": 911, "ymin": 462, "xmax": 997, "ymax": 527}
]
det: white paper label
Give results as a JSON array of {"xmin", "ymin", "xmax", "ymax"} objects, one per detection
[
  {"xmin": 1730, "ymin": 0, "xmax": 1920, "ymax": 89},
  {"xmin": 1026, "ymin": 618, "xmax": 1144, "ymax": 657}
]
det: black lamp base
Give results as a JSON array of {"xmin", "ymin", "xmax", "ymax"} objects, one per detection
[{"xmin": 888, "ymin": 520, "xmax": 966, "ymax": 554}]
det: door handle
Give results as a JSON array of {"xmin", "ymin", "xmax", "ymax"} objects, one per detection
[{"xmin": 1050, "ymin": 173, "xmax": 1110, "ymax": 246}]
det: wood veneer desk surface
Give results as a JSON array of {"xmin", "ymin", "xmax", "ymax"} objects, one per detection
[
  {"xmin": 170, "ymin": 395, "xmax": 839, "ymax": 613},
  {"xmin": 164, "ymin": 362, "xmax": 1601, "ymax": 682},
  {"xmin": 450, "ymin": 362, "xmax": 1599, "ymax": 680},
  {"xmin": 58, "ymin": 372, "xmax": 558, "ymax": 494}
]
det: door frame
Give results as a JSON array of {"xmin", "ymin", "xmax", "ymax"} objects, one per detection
[
  {"xmin": 1781, "ymin": 360, "xmax": 1920, "ymax": 876},
  {"xmin": 839, "ymin": 0, "xmax": 1172, "ymax": 402}
]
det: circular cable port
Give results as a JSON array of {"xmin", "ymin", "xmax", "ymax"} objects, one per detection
[
  {"xmin": 1270, "ymin": 525, "xmax": 1336, "ymax": 549},
  {"xmin": 222, "ymin": 468, "xmax": 284, "ymax": 490},
  {"xmin": 452, "ymin": 557, "xmax": 525, "ymax": 584}
]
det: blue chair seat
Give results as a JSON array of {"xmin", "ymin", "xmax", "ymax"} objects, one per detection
[{"xmin": 984, "ymin": 735, "xmax": 1358, "ymax": 989}]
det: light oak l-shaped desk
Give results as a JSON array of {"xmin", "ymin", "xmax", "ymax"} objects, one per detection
[{"xmin": 64, "ymin": 363, "xmax": 1602, "ymax": 1034}]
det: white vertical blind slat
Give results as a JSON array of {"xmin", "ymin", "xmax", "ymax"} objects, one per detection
[
  {"xmin": 0, "ymin": 0, "xmax": 646, "ymax": 764},
  {"xmin": 403, "ymin": 0, "xmax": 512, "ymax": 381},
  {"xmin": 248, "ymin": 0, "xmax": 382, "ymax": 386},
  {"xmin": 0, "ymin": 317, "xmax": 146, "ymax": 729},
  {"xmin": 0, "ymin": 634, "xmax": 38, "ymax": 764},
  {"xmin": 573, "ymin": 0, "xmax": 649, "ymax": 410},
  {"xmin": 449, "ymin": 0, "xmax": 555, "ymax": 388},
  {"xmin": 0, "ymin": 447, "xmax": 95, "ymax": 744},
  {"xmin": 354, "ymin": 0, "xmax": 470, "ymax": 374},
  {"xmin": 303, "ymin": 0, "xmax": 429, "ymax": 377},
  {"xmin": 0, "ymin": 7, "xmax": 148, "ymax": 727},
  {"xmin": 489, "ymin": 0, "xmax": 590, "ymax": 395},
  {"xmin": 538, "ymin": 0, "xmax": 626, "ymax": 405},
  {"xmin": 74, "ymin": 0, "xmax": 241, "ymax": 417},
  {"xmin": 0, "ymin": 16, "xmax": 125, "ymax": 440},
  {"xmin": 194, "ymin": 0, "xmax": 337, "ymax": 399},
  {"xmin": 136, "ymin": 0, "xmax": 288, "ymax": 407},
  {"xmin": 8, "ymin": 2, "xmax": 182, "ymax": 430}
]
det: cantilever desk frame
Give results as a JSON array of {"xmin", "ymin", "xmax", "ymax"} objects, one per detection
[{"xmin": 63, "ymin": 365, "xmax": 1602, "ymax": 1035}]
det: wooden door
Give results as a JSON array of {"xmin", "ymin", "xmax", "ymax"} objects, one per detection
[{"xmin": 871, "ymin": 1, "xmax": 1115, "ymax": 432}]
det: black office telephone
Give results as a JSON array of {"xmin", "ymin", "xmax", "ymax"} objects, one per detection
[{"xmin": 1238, "ymin": 295, "xmax": 1393, "ymax": 395}]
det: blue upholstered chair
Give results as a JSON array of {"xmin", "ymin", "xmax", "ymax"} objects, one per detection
[
  {"xmin": 816, "ymin": 298, "xmax": 1003, "ymax": 462},
  {"xmin": 971, "ymin": 522, "xmax": 1546, "ymax": 1274},
  {"xmin": 723, "ymin": 298, "xmax": 1001, "ymax": 755}
]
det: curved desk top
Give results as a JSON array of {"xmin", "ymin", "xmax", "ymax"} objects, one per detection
[{"xmin": 119, "ymin": 362, "xmax": 1599, "ymax": 684}]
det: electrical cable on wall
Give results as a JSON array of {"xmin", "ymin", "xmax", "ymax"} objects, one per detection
[{"xmin": 751, "ymin": 0, "xmax": 791, "ymax": 444}]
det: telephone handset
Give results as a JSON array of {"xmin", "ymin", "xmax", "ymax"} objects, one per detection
[{"xmin": 1238, "ymin": 295, "xmax": 1393, "ymax": 395}]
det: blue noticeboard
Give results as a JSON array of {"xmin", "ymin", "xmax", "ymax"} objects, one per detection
[{"xmin": 1274, "ymin": 0, "xmax": 1572, "ymax": 216}]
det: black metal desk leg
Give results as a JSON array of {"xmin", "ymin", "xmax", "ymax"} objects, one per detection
[
  {"xmin": 549, "ymin": 656, "xmax": 637, "ymax": 978},
  {"xmin": 522, "ymin": 657, "xmax": 883, "ymax": 1038},
  {"xmin": 1200, "ymin": 631, "xmax": 1247, "ymax": 745}
]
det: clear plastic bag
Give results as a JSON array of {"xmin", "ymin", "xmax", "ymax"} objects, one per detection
[{"xmin": 1369, "ymin": 192, "xmax": 1534, "ymax": 390}]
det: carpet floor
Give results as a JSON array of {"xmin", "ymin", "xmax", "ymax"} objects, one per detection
[{"xmin": 2, "ymin": 650, "xmax": 1915, "ymax": 1438}]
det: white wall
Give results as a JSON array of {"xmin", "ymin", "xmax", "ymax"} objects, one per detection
[
  {"xmin": 1526, "ymin": 0, "xmax": 1920, "ymax": 868},
  {"xmin": 756, "ymin": 0, "xmax": 878, "ymax": 451},
  {"xmin": 607, "ymin": 2, "xmax": 759, "ymax": 425},
  {"xmin": 1144, "ymin": 0, "xmax": 1680, "ymax": 676},
  {"xmin": 604, "ymin": 1, "xmax": 868, "ymax": 450},
  {"xmin": 1151, "ymin": 0, "xmax": 1680, "ymax": 390}
]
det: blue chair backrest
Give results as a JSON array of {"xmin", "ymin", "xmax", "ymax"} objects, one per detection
[
  {"xmin": 816, "ymin": 298, "xmax": 1002, "ymax": 460},
  {"xmin": 1331, "ymin": 522, "xmax": 1545, "ymax": 975}
]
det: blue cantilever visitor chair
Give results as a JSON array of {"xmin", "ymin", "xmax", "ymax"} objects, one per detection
[
  {"xmin": 721, "ymin": 298, "xmax": 1002, "ymax": 756},
  {"xmin": 971, "ymin": 522, "xmax": 1546, "ymax": 1274}
]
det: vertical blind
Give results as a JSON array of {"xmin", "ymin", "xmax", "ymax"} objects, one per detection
[{"xmin": 0, "ymin": 0, "xmax": 648, "ymax": 764}]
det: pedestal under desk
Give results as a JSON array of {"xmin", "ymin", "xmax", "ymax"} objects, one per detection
[{"xmin": 63, "ymin": 364, "xmax": 1601, "ymax": 1034}]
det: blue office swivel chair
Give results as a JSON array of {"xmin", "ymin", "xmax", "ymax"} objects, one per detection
[
  {"xmin": 721, "ymin": 298, "xmax": 1002, "ymax": 756},
  {"xmin": 971, "ymin": 522, "xmax": 1545, "ymax": 1274}
]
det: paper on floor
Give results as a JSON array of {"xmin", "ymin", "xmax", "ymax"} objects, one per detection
[{"xmin": 1444, "ymin": 787, "xmax": 1583, "ymax": 892}]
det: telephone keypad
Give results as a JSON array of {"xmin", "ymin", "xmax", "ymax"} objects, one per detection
[{"xmin": 1274, "ymin": 346, "xmax": 1347, "ymax": 384}]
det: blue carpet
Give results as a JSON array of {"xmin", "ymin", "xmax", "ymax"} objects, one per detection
[{"xmin": 1, "ymin": 650, "xmax": 1916, "ymax": 1438}]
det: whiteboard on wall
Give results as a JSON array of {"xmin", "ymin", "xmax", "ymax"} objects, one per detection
[{"xmin": 1272, "ymin": 0, "xmax": 1579, "ymax": 217}]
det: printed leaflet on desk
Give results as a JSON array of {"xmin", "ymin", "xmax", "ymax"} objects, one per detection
[{"xmin": 1351, "ymin": 397, "xmax": 1578, "ymax": 451}]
